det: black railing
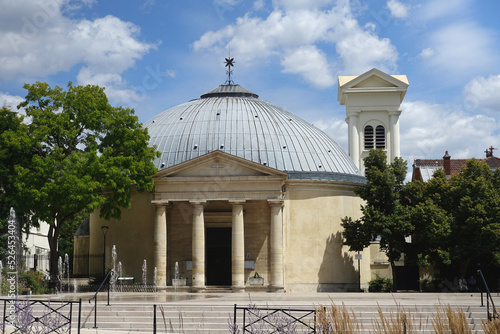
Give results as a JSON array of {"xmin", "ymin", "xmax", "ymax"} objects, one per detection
[
  {"xmin": 477, "ymin": 269, "xmax": 498, "ymax": 321},
  {"xmin": 1, "ymin": 298, "xmax": 81, "ymax": 334},
  {"xmin": 87, "ymin": 269, "xmax": 114, "ymax": 329},
  {"xmin": 233, "ymin": 304, "xmax": 317, "ymax": 333}
]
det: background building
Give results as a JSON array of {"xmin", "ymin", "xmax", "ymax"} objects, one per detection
[{"xmin": 412, "ymin": 147, "xmax": 500, "ymax": 182}]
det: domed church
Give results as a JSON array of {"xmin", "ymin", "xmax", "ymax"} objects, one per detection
[{"xmin": 79, "ymin": 66, "xmax": 408, "ymax": 292}]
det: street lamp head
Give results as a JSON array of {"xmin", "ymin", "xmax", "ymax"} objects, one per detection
[{"xmin": 101, "ymin": 225, "xmax": 109, "ymax": 236}]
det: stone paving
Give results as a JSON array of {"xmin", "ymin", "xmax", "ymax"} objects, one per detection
[{"xmin": 2, "ymin": 291, "xmax": 499, "ymax": 333}]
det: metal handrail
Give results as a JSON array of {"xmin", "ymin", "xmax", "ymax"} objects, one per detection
[
  {"xmin": 477, "ymin": 269, "xmax": 498, "ymax": 321},
  {"xmin": 1, "ymin": 298, "xmax": 82, "ymax": 334},
  {"xmin": 88, "ymin": 269, "xmax": 114, "ymax": 329},
  {"xmin": 233, "ymin": 304, "xmax": 317, "ymax": 333}
]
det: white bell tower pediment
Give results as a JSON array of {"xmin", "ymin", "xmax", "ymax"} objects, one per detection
[{"xmin": 338, "ymin": 68, "xmax": 409, "ymax": 174}]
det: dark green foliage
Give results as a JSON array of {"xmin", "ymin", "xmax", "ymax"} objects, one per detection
[
  {"xmin": 0, "ymin": 82, "xmax": 160, "ymax": 280},
  {"xmin": 19, "ymin": 270, "xmax": 49, "ymax": 294},
  {"xmin": 342, "ymin": 149, "xmax": 411, "ymax": 279},
  {"xmin": 368, "ymin": 275, "xmax": 393, "ymax": 292},
  {"xmin": 419, "ymin": 278, "xmax": 442, "ymax": 292},
  {"xmin": 342, "ymin": 149, "xmax": 500, "ymax": 281}
]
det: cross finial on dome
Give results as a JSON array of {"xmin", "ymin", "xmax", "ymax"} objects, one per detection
[{"xmin": 224, "ymin": 46, "xmax": 235, "ymax": 85}]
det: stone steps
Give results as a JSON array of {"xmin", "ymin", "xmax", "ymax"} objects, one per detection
[
  {"xmin": 5, "ymin": 300, "xmax": 491, "ymax": 333},
  {"xmin": 75, "ymin": 303, "xmax": 489, "ymax": 333}
]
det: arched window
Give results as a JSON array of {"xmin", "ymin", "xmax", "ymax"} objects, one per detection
[
  {"xmin": 376, "ymin": 125, "xmax": 385, "ymax": 149},
  {"xmin": 364, "ymin": 125, "xmax": 374, "ymax": 149}
]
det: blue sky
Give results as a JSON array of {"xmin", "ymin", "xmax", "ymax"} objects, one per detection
[{"xmin": 1, "ymin": 0, "xmax": 499, "ymax": 178}]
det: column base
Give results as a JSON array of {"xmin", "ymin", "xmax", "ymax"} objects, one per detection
[
  {"xmin": 190, "ymin": 286, "xmax": 206, "ymax": 293},
  {"xmin": 268, "ymin": 285, "xmax": 285, "ymax": 293},
  {"xmin": 155, "ymin": 286, "xmax": 168, "ymax": 292},
  {"xmin": 231, "ymin": 285, "xmax": 245, "ymax": 293}
]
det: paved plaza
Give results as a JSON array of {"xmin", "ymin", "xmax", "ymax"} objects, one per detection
[{"xmin": 3, "ymin": 290, "xmax": 498, "ymax": 333}]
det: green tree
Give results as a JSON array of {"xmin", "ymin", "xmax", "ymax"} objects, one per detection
[
  {"xmin": 3, "ymin": 82, "xmax": 159, "ymax": 281},
  {"xmin": 0, "ymin": 106, "xmax": 33, "ymax": 261},
  {"xmin": 401, "ymin": 171, "xmax": 453, "ymax": 268},
  {"xmin": 342, "ymin": 149, "xmax": 412, "ymax": 287},
  {"xmin": 445, "ymin": 159, "xmax": 500, "ymax": 274}
]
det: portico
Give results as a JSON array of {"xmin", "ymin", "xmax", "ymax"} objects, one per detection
[{"xmin": 152, "ymin": 151, "xmax": 287, "ymax": 292}]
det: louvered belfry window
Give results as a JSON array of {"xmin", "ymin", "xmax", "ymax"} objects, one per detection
[
  {"xmin": 364, "ymin": 125, "xmax": 374, "ymax": 149},
  {"xmin": 376, "ymin": 125, "xmax": 385, "ymax": 149}
]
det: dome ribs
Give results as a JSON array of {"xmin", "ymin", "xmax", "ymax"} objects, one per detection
[{"xmin": 142, "ymin": 85, "xmax": 363, "ymax": 181}]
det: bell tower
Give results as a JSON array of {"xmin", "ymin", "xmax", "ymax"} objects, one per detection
[{"xmin": 338, "ymin": 68, "xmax": 409, "ymax": 174}]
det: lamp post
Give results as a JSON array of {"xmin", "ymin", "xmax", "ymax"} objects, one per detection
[{"xmin": 101, "ymin": 226, "xmax": 109, "ymax": 276}]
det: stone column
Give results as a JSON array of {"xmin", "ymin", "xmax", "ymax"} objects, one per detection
[
  {"xmin": 191, "ymin": 201, "xmax": 206, "ymax": 292},
  {"xmin": 268, "ymin": 200, "xmax": 284, "ymax": 292},
  {"xmin": 230, "ymin": 201, "xmax": 245, "ymax": 292},
  {"xmin": 389, "ymin": 109, "xmax": 401, "ymax": 161},
  {"xmin": 347, "ymin": 111, "xmax": 360, "ymax": 169},
  {"xmin": 154, "ymin": 203, "xmax": 168, "ymax": 289}
]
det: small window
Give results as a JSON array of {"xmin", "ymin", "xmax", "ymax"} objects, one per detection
[
  {"xmin": 364, "ymin": 125, "xmax": 374, "ymax": 149},
  {"xmin": 376, "ymin": 125, "xmax": 385, "ymax": 149}
]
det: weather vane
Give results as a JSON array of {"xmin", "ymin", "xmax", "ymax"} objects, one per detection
[{"xmin": 224, "ymin": 47, "xmax": 235, "ymax": 85}]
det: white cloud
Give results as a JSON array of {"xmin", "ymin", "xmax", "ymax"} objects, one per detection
[
  {"xmin": 415, "ymin": 0, "xmax": 470, "ymax": 22},
  {"xmin": 272, "ymin": 0, "xmax": 334, "ymax": 11},
  {"xmin": 281, "ymin": 45, "xmax": 335, "ymax": 88},
  {"xmin": 0, "ymin": 92, "xmax": 25, "ymax": 111},
  {"xmin": 254, "ymin": 0, "xmax": 265, "ymax": 11},
  {"xmin": 463, "ymin": 74, "xmax": 500, "ymax": 114},
  {"xmin": 193, "ymin": 1, "xmax": 398, "ymax": 85},
  {"xmin": 0, "ymin": 0, "xmax": 155, "ymax": 105},
  {"xmin": 72, "ymin": 16, "xmax": 154, "ymax": 74},
  {"xmin": 386, "ymin": 0, "xmax": 409, "ymax": 19},
  {"xmin": 401, "ymin": 100, "xmax": 499, "ymax": 162},
  {"xmin": 419, "ymin": 48, "xmax": 434, "ymax": 58},
  {"xmin": 422, "ymin": 22, "xmax": 497, "ymax": 78}
]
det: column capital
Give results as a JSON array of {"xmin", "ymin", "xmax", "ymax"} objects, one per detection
[
  {"xmin": 189, "ymin": 200, "xmax": 207, "ymax": 206},
  {"xmin": 229, "ymin": 199, "xmax": 246, "ymax": 205},
  {"xmin": 389, "ymin": 109, "xmax": 402, "ymax": 116},
  {"xmin": 346, "ymin": 108, "xmax": 361, "ymax": 117},
  {"xmin": 268, "ymin": 199, "xmax": 284, "ymax": 207},
  {"xmin": 151, "ymin": 200, "xmax": 170, "ymax": 206}
]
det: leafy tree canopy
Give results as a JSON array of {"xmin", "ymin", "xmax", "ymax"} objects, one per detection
[
  {"xmin": 342, "ymin": 149, "xmax": 411, "ymax": 267},
  {"xmin": 445, "ymin": 159, "xmax": 500, "ymax": 272},
  {"xmin": 1, "ymin": 82, "xmax": 159, "ymax": 278}
]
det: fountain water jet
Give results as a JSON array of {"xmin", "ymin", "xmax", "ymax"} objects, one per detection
[
  {"xmin": 142, "ymin": 259, "xmax": 147, "ymax": 287},
  {"xmin": 73, "ymin": 279, "xmax": 77, "ymax": 293},
  {"xmin": 154, "ymin": 267, "xmax": 157, "ymax": 292},
  {"xmin": 64, "ymin": 253, "xmax": 70, "ymax": 293},
  {"xmin": 117, "ymin": 261, "xmax": 123, "ymax": 292},
  {"xmin": 173, "ymin": 261, "xmax": 180, "ymax": 292},
  {"xmin": 110, "ymin": 245, "xmax": 117, "ymax": 292},
  {"xmin": 57, "ymin": 256, "xmax": 63, "ymax": 294}
]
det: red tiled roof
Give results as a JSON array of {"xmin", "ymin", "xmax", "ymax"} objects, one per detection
[{"xmin": 413, "ymin": 156, "xmax": 500, "ymax": 180}]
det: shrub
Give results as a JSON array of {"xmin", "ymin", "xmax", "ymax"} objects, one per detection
[
  {"xmin": 19, "ymin": 270, "xmax": 49, "ymax": 294},
  {"xmin": 369, "ymin": 275, "xmax": 393, "ymax": 292},
  {"xmin": 420, "ymin": 278, "xmax": 441, "ymax": 292}
]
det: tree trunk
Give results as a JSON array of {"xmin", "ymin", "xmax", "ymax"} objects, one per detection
[
  {"xmin": 391, "ymin": 260, "xmax": 397, "ymax": 292},
  {"xmin": 47, "ymin": 223, "xmax": 60, "ymax": 288}
]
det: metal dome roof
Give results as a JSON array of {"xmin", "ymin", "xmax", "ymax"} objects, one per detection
[{"xmin": 144, "ymin": 84, "xmax": 364, "ymax": 183}]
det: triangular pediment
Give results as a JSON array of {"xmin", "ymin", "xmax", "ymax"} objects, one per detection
[
  {"xmin": 338, "ymin": 68, "xmax": 409, "ymax": 104},
  {"xmin": 352, "ymin": 75, "xmax": 397, "ymax": 88},
  {"xmin": 153, "ymin": 150, "xmax": 287, "ymax": 179}
]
